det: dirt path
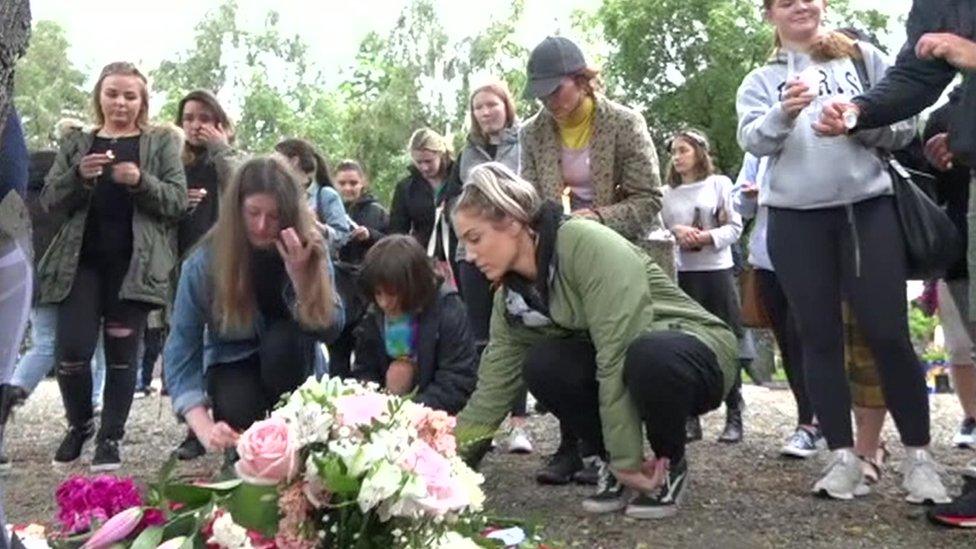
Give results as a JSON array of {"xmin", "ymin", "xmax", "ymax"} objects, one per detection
[{"xmin": 3, "ymin": 382, "xmax": 975, "ymax": 547}]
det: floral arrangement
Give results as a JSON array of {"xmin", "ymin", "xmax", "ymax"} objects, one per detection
[{"xmin": 34, "ymin": 376, "xmax": 553, "ymax": 549}]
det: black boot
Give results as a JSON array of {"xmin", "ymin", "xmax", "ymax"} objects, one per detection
[
  {"xmin": 718, "ymin": 388, "xmax": 744, "ymax": 444},
  {"xmin": 173, "ymin": 430, "xmax": 206, "ymax": 461},
  {"xmin": 0, "ymin": 384, "xmax": 27, "ymax": 427},
  {"xmin": 686, "ymin": 416, "xmax": 703, "ymax": 442},
  {"xmin": 536, "ymin": 425, "xmax": 583, "ymax": 485}
]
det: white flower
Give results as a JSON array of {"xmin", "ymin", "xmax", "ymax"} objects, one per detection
[
  {"xmin": 431, "ymin": 531, "xmax": 480, "ymax": 549},
  {"xmin": 450, "ymin": 458, "xmax": 486, "ymax": 512},
  {"xmin": 208, "ymin": 512, "xmax": 252, "ymax": 549},
  {"xmin": 357, "ymin": 460, "xmax": 404, "ymax": 513}
]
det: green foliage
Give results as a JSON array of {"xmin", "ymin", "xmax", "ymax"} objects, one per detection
[
  {"xmin": 908, "ymin": 302, "xmax": 939, "ymax": 350},
  {"xmin": 13, "ymin": 20, "xmax": 88, "ymax": 149},
  {"xmin": 594, "ymin": 0, "xmax": 889, "ymax": 174}
]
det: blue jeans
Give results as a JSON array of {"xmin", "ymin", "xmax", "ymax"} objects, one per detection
[{"xmin": 10, "ymin": 305, "xmax": 106, "ymax": 406}]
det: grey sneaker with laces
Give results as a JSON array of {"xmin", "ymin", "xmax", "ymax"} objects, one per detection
[
  {"xmin": 813, "ymin": 448, "xmax": 869, "ymax": 500},
  {"xmin": 901, "ymin": 448, "xmax": 950, "ymax": 505}
]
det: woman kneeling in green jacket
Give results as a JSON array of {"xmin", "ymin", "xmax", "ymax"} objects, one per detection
[{"xmin": 453, "ymin": 163, "xmax": 737, "ymax": 520}]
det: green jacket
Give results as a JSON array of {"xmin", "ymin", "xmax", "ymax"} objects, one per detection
[
  {"xmin": 457, "ymin": 219, "xmax": 737, "ymax": 471},
  {"xmin": 37, "ymin": 125, "xmax": 188, "ymax": 307}
]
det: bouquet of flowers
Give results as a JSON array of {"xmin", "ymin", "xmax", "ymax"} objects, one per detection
[{"xmin": 40, "ymin": 376, "xmax": 551, "ymax": 549}]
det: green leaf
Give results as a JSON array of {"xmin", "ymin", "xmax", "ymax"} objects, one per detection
[
  {"xmin": 226, "ymin": 483, "xmax": 280, "ymax": 537},
  {"xmin": 161, "ymin": 514, "xmax": 198, "ymax": 540},
  {"xmin": 163, "ymin": 484, "xmax": 215, "ymax": 508},
  {"xmin": 196, "ymin": 478, "xmax": 243, "ymax": 492},
  {"xmin": 130, "ymin": 526, "xmax": 164, "ymax": 549},
  {"xmin": 317, "ymin": 455, "xmax": 360, "ymax": 495}
]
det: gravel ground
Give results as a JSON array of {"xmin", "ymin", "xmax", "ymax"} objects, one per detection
[{"xmin": 3, "ymin": 381, "xmax": 976, "ymax": 548}]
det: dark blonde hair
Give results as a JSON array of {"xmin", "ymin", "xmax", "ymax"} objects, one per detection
[
  {"xmin": 92, "ymin": 62, "xmax": 149, "ymax": 129},
  {"xmin": 468, "ymin": 79, "xmax": 517, "ymax": 144},
  {"xmin": 571, "ymin": 67, "xmax": 604, "ymax": 97},
  {"xmin": 210, "ymin": 156, "xmax": 334, "ymax": 332},
  {"xmin": 408, "ymin": 128, "xmax": 453, "ymax": 179},
  {"xmin": 762, "ymin": 1, "xmax": 860, "ymax": 61},
  {"xmin": 665, "ymin": 130, "xmax": 716, "ymax": 187},
  {"xmin": 452, "ymin": 162, "xmax": 541, "ymax": 226}
]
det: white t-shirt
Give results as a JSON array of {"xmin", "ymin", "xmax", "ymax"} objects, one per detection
[{"xmin": 662, "ymin": 174, "xmax": 743, "ymax": 272}]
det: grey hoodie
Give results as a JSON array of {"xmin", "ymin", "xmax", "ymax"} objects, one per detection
[{"xmin": 736, "ymin": 42, "xmax": 916, "ymax": 210}]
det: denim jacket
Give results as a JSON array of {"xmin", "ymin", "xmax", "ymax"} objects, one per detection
[
  {"xmin": 163, "ymin": 243, "xmax": 345, "ymax": 417},
  {"xmin": 307, "ymin": 183, "xmax": 352, "ymax": 254}
]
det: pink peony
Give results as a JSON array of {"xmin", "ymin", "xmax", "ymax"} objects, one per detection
[
  {"xmin": 400, "ymin": 440, "xmax": 470, "ymax": 516},
  {"xmin": 235, "ymin": 416, "xmax": 300, "ymax": 485},
  {"xmin": 54, "ymin": 476, "xmax": 143, "ymax": 534},
  {"xmin": 335, "ymin": 393, "xmax": 389, "ymax": 427}
]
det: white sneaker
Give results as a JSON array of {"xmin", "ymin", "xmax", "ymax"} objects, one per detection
[
  {"xmin": 506, "ymin": 426, "xmax": 533, "ymax": 454},
  {"xmin": 900, "ymin": 448, "xmax": 951, "ymax": 504},
  {"xmin": 813, "ymin": 449, "xmax": 869, "ymax": 500}
]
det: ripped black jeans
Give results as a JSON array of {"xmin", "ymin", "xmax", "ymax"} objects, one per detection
[{"xmin": 55, "ymin": 257, "xmax": 149, "ymax": 441}]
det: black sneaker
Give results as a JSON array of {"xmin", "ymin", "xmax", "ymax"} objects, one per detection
[
  {"xmin": 582, "ymin": 458, "xmax": 631, "ymax": 514},
  {"xmin": 685, "ymin": 416, "xmax": 702, "ymax": 442},
  {"xmin": 572, "ymin": 455, "xmax": 601, "ymax": 486},
  {"xmin": 625, "ymin": 457, "xmax": 688, "ymax": 520},
  {"xmin": 535, "ymin": 447, "xmax": 583, "ymax": 485},
  {"xmin": 928, "ymin": 487, "xmax": 976, "ymax": 528},
  {"xmin": 953, "ymin": 417, "xmax": 976, "ymax": 449},
  {"xmin": 0, "ymin": 384, "xmax": 27, "ymax": 426},
  {"xmin": 53, "ymin": 423, "xmax": 95, "ymax": 465},
  {"xmin": 174, "ymin": 432, "xmax": 206, "ymax": 461},
  {"xmin": 91, "ymin": 438, "xmax": 122, "ymax": 472}
]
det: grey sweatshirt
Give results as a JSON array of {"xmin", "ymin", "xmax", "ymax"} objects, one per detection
[{"xmin": 736, "ymin": 42, "xmax": 916, "ymax": 210}]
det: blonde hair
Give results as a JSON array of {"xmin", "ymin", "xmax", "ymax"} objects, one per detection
[
  {"xmin": 92, "ymin": 62, "xmax": 150, "ymax": 129},
  {"xmin": 408, "ymin": 127, "xmax": 453, "ymax": 179},
  {"xmin": 468, "ymin": 79, "xmax": 517, "ymax": 144},
  {"xmin": 452, "ymin": 162, "xmax": 541, "ymax": 225},
  {"xmin": 210, "ymin": 156, "xmax": 335, "ymax": 333}
]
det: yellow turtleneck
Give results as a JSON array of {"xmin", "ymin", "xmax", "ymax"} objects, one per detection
[{"xmin": 557, "ymin": 95, "xmax": 595, "ymax": 150}]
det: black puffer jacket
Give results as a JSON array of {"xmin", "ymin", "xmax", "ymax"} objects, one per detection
[
  {"xmin": 352, "ymin": 286, "xmax": 478, "ymax": 414},
  {"xmin": 388, "ymin": 164, "xmax": 462, "ymax": 265},
  {"xmin": 339, "ymin": 193, "xmax": 389, "ymax": 265}
]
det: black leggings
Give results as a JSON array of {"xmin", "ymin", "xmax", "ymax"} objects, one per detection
[
  {"xmin": 56, "ymin": 259, "xmax": 149, "ymax": 440},
  {"xmin": 678, "ymin": 269, "xmax": 743, "ymax": 406},
  {"xmin": 755, "ymin": 269, "xmax": 814, "ymax": 426},
  {"xmin": 458, "ymin": 260, "xmax": 527, "ymax": 417},
  {"xmin": 768, "ymin": 196, "xmax": 929, "ymax": 449},
  {"xmin": 523, "ymin": 332, "xmax": 723, "ymax": 464},
  {"xmin": 206, "ymin": 320, "xmax": 315, "ymax": 431}
]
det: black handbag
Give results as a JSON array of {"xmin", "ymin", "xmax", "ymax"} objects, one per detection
[
  {"xmin": 852, "ymin": 49, "xmax": 961, "ymax": 280},
  {"xmin": 887, "ymin": 158, "xmax": 961, "ymax": 279}
]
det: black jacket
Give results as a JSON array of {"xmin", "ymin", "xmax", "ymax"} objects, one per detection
[
  {"xmin": 853, "ymin": 0, "xmax": 976, "ymax": 163},
  {"xmin": 353, "ymin": 286, "xmax": 478, "ymax": 414},
  {"xmin": 388, "ymin": 164, "xmax": 462, "ymax": 264},
  {"xmin": 926, "ymin": 94, "xmax": 972, "ymax": 280},
  {"xmin": 339, "ymin": 193, "xmax": 389, "ymax": 265}
]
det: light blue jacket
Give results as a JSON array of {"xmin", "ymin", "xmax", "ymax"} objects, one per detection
[
  {"xmin": 163, "ymin": 243, "xmax": 345, "ymax": 417},
  {"xmin": 307, "ymin": 183, "xmax": 352, "ymax": 253},
  {"xmin": 731, "ymin": 153, "xmax": 773, "ymax": 271}
]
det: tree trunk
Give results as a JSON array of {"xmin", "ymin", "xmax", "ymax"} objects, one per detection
[{"xmin": 0, "ymin": 0, "xmax": 32, "ymax": 129}]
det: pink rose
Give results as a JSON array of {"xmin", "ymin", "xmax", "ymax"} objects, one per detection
[
  {"xmin": 235, "ymin": 417, "xmax": 299, "ymax": 485},
  {"xmin": 335, "ymin": 393, "xmax": 389, "ymax": 427},
  {"xmin": 400, "ymin": 440, "xmax": 466, "ymax": 515}
]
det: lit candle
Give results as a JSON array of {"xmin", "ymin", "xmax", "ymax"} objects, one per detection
[{"xmin": 561, "ymin": 187, "xmax": 572, "ymax": 215}]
